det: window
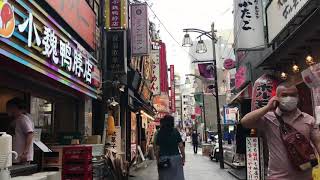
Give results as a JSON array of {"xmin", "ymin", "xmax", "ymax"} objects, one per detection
[{"xmin": 30, "ymin": 96, "xmax": 54, "ymax": 135}]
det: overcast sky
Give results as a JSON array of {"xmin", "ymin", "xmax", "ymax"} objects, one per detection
[{"xmin": 149, "ymin": 0, "xmax": 234, "ymax": 77}]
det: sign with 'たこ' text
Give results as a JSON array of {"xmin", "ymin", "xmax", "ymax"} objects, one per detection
[{"xmin": 234, "ymin": 0, "xmax": 265, "ymax": 50}]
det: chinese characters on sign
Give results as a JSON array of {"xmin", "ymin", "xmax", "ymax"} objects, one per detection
[
  {"xmin": 170, "ymin": 65, "xmax": 176, "ymax": 113},
  {"xmin": 246, "ymin": 137, "xmax": 260, "ymax": 180},
  {"xmin": 278, "ymin": 0, "xmax": 304, "ymax": 19},
  {"xmin": 107, "ymin": 126, "xmax": 122, "ymax": 153},
  {"xmin": 251, "ymin": 74, "xmax": 277, "ymax": 111},
  {"xmin": 110, "ymin": 0, "xmax": 121, "ymax": 28},
  {"xmin": 234, "ymin": 0, "xmax": 264, "ymax": 50},
  {"xmin": 105, "ymin": 0, "xmax": 127, "ymax": 29},
  {"xmin": 18, "ymin": 13, "xmax": 93, "ymax": 84},
  {"xmin": 267, "ymin": 0, "xmax": 310, "ymax": 43},
  {"xmin": 131, "ymin": 3, "xmax": 150, "ymax": 55},
  {"xmin": 106, "ymin": 31, "xmax": 126, "ymax": 73},
  {"xmin": 150, "ymin": 50, "xmax": 161, "ymax": 95}
]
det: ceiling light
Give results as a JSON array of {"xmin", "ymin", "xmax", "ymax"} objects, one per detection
[
  {"xmin": 292, "ymin": 63, "xmax": 300, "ymax": 73},
  {"xmin": 109, "ymin": 98, "xmax": 119, "ymax": 107},
  {"xmin": 280, "ymin": 72, "xmax": 288, "ymax": 80},
  {"xmin": 305, "ymin": 55, "xmax": 316, "ymax": 66},
  {"xmin": 119, "ymin": 85, "xmax": 125, "ymax": 92}
]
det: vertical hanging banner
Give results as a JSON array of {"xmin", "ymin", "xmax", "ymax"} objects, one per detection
[
  {"xmin": 106, "ymin": 31, "xmax": 127, "ymax": 73},
  {"xmin": 131, "ymin": 3, "xmax": 150, "ymax": 55},
  {"xmin": 105, "ymin": 0, "xmax": 128, "ymax": 30},
  {"xmin": 170, "ymin": 65, "xmax": 176, "ymax": 113},
  {"xmin": 234, "ymin": 0, "xmax": 265, "ymax": 50},
  {"xmin": 198, "ymin": 63, "xmax": 214, "ymax": 79},
  {"xmin": 150, "ymin": 50, "xmax": 161, "ymax": 95}
]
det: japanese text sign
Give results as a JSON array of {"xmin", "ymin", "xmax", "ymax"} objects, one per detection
[
  {"xmin": 251, "ymin": 74, "xmax": 277, "ymax": 111},
  {"xmin": 131, "ymin": 3, "xmax": 150, "ymax": 55},
  {"xmin": 246, "ymin": 137, "xmax": 261, "ymax": 180},
  {"xmin": 105, "ymin": 0, "xmax": 128, "ymax": 30},
  {"xmin": 267, "ymin": 0, "xmax": 310, "ymax": 43},
  {"xmin": 107, "ymin": 126, "xmax": 122, "ymax": 153},
  {"xmin": 106, "ymin": 31, "xmax": 126, "ymax": 73},
  {"xmin": 46, "ymin": 0, "xmax": 96, "ymax": 49},
  {"xmin": 150, "ymin": 50, "xmax": 161, "ymax": 95},
  {"xmin": 234, "ymin": 0, "xmax": 265, "ymax": 50},
  {"xmin": 170, "ymin": 65, "xmax": 176, "ymax": 113}
]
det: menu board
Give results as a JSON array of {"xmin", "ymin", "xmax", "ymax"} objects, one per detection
[{"xmin": 246, "ymin": 137, "xmax": 260, "ymax": 180}]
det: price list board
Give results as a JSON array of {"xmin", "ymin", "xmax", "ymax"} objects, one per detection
[{"xmin": 246, "ymin": 137, "xmax": 261, "ymax": 180}]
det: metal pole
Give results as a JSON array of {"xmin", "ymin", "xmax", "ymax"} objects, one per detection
[
  {"xmin": 202, "ymin": 92, "xmax": 207, "ymax": 143},
  {"xmin": 211, "ymin": 22, "xmax": 224, "ymax": 169}
]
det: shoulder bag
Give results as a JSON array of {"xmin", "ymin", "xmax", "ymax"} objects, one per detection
[{"xmin": 274, "ymin": 112, "xmax": 318, "ymax": 171}]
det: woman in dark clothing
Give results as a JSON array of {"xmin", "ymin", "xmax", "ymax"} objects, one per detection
[
  {"xmin": 191, "ymin": 130, "xmax": 199, "ymax": 154},
  {"xmin": 155, "ymin": 115, "xmax": 185, "ymax": 180}
]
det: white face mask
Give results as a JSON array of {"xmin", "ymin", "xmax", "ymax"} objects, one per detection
[{"xmin": 279, "ymin": 96, "xmax": 298, "ymax": 112}]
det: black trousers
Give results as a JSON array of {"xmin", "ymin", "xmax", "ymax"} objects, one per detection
[{"xmin": 193, "ymin": 144, "xmax": 198, "ymax": 154}]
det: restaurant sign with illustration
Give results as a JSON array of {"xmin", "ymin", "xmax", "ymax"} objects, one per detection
[{"xmin": 0, "ymin": 0, "xmax": 100, "ymax": 97}]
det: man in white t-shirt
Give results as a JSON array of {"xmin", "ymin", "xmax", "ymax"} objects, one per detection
[{"xmin": 6, "ymin": 98, "xmax": 34, "ymax": 164}]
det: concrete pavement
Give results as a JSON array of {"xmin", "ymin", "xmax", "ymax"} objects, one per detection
[{"xmin": 129, "ymin": 143, "xmax": 237, "ymax": 180}]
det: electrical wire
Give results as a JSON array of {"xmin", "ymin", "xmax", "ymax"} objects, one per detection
[{"xmin": 144, "ymin": 1, "xmax": 200, "ymax": 61}]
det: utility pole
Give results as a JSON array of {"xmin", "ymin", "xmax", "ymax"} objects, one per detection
[{"xmin": 211, "ymin": 22, "xmax": 224, "ymax": 169}]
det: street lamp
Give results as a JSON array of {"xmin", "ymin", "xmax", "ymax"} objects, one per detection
[
  {"xmin": 182, "ymin": 33, "xmax": 193, "ymax": 47},
  {"xmin": 196, "ymin": 38, "xmax": 207, "ymax": 54},
  {"xmin": 182, "ymin": 23, "xmax": 224, "ymax": 169}
]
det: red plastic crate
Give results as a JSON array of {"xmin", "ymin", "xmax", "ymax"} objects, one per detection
[
  {"xmin": 63, "ymin": 163, "xmax": 93, "ymax": 174},
  {"xmin": 63, "ymin": 146, "xmax": 92, "ymax": 162}
]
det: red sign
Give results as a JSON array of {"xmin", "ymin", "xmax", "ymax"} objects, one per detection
[
  {"xmin": 170, "ymin": 65, "xmax": 175, "ymax": 113},
  {"xmin": 251, "ymin": 74, "xmax": 278, "ymax": 111},
  {"xmin": 235, "ymin": 64, "xmax": 251, "ymax": 90},
  {"xmin": 46, "ymin": 0, "xmax": 96, "ymax": 49},
  {"xmin": 223, "ymin": 59, "xmax": 236, "ymax": 70},
  {"xmin": 160, "ymin": 42, "xmax": 169, "ymax": 93},
  {"xmin": 109, "ymin": 0, "xmax": 121, "ymax": 28}
]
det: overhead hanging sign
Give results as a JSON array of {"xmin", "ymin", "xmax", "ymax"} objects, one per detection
[
  {"xmin": 234, "ymin": 0, "xmax": 265, "ymax": 50},
  {"xmin": 106, "ymin": 31, "xmax": 127, "ymax": 73},
  {"xmin": 105, "ymin": 0, "xmax": 128, "ymax": 30},
  {"xmin": 150, "ymin": 50, "xmax": 161, "ymax": 95},
  {"xmin": 45, "ymin": 0, "xmax": 96, "ymax": 49},
  {"xmin": 267, "ymin": 0, "xmax": 311, "ymax": 43},
  {"xmin": 131, "ymin": 3, "xmax": 150, "ymax": 55},
  {"xmin": 223, "ymin": 59, "xmax": 236, "ymax": 70}
]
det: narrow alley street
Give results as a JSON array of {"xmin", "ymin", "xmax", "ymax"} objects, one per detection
[{"xmin": 129, "ymin": 144, "xmax": 237, "ymax": 180}]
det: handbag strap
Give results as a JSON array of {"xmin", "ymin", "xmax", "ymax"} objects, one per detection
[{"xmin": 274, "ymin": 112, "xmax": 289, "ymax": 134}]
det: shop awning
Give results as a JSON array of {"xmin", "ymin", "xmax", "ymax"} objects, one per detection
[{"xmin": 228, "ymin": 84, "xmax": 251, "ymax": 105}]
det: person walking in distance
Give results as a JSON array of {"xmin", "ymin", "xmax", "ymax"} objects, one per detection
[
  {"xmin": 191, "ymin": 130, "xmax": 199, "ymax": 154},
  {"xmin": 241, "ymin": 83, "xmax": 320, "ymax": 180},
  {"xmin": 155, "ymin": 115, "xmax": 185, "ymax": 180}
]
